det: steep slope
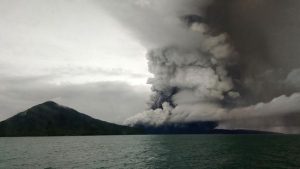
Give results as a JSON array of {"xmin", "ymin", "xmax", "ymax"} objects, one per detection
[{"xmin": 0, "ymin": 101, "xmax": 143, "ymax": 136}]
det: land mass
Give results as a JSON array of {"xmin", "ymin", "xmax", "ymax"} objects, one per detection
[
  {"xmin": 0, "ymin": 101, "xmax": 143, "ymax": 136},
  {"xmin": 0, "ymin": 101, "xmax": 274, "ymax": 136}
]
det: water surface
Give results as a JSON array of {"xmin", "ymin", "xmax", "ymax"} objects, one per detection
[{"xmin": 0, "ymin": 135, "xmax": 299, "ymax": 169}]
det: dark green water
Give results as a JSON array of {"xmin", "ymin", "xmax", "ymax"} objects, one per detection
[{"xmin": 0, "ymin": 135, "xmax": 299, "ymax": 169}]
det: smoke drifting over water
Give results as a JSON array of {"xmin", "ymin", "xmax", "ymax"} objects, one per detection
[{"xmin": 101, "ymin": 0, "xmax": 300, "ymax": 133}]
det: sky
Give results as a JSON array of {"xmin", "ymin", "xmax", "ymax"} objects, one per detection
[
  {"xmin": 1, "ymin": 0, "xmax": 300, "ymax": 133},
  {"xmin": 0, "ymin": 0, "xmax": 152, "ymax": 123}
]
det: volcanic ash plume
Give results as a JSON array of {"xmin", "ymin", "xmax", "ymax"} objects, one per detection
[
  {"xmin": 101, "ymin": 0, "xmax": 300, "ymax": 133},
  {"xmin": 126, "ymin": 19, "xmax": 239, "ymax": 126}
]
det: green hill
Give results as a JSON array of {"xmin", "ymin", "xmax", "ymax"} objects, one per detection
[{"xmin": 0, "ymin": 101, "xmax": 143, "ymax": 136}]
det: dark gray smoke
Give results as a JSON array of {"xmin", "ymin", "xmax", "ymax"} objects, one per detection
[
  {"xmin": 205, "ymin": 0, "xmax": 300, "ymax": 133},
  {"xmin": 206, "ymin": 0, "xmax": 300, "ymax": 103},
  {"xmin": 100, "ymin": 0, "xmax": 300, "ymax": 133}
]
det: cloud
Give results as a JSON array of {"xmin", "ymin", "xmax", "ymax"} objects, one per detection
[
  {"xmin": 285, "ymin": 69, "xmax": 300, "ymax": 89},
  {"xmin": 105, "ymin": 0, "xmax": 239, "ymax": 127},
  {"xmin": 48, "ymin": 66, "xmax": 149, "ymax": 79},
  {"xmin": 0, "ymin": 0, "xmax": 153, "ymax": 124},
  {"xmin": 0, "ymin": 0, "xmax": 149, "ymax": 85},
  {"xmin": 0, "ymin": 74, "xmax": 150, "ymax": 123},
  {"xmin": 98, "ymin": 0, "xmax": 212, "ymax": 48},
  {"xmin": 101, "ymin": 0, "xmax": 300, "ymax": 133},
  {"xmin": 207, "ymin": 0, "xmax": 300, "ymax": 103},
  {"xmin": 2, "ymin": 0, "xmax": 300, "ymax": 134},
  {"xmin": 219, "ymin": 93, "xmax": 300, "ymax": 133}
]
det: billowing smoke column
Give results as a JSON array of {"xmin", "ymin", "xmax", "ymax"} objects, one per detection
[
  {"xmin": 148, "ymin": 18, "xmax": 239, "ymax": 110},
  {"xmin": 126, "ymin": 12, "xmax": 240, "ymax": 126},
  {"xmin": 101, "ymin": 0, "xmax": 300, "ymax": 133}
]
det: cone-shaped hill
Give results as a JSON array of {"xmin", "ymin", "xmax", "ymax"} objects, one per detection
[{"xmin": 0, "ymin": 101, "xmax": 143, "ymax": 136}]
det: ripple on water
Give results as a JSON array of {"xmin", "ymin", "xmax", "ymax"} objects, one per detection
[{"xmin": 0, "ymin": 135, "xmax": 299, "ymax": 169}]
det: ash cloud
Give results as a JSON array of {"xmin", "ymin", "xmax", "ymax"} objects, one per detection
[
  {"xmin": 101, "ymin": 0, "xmax": 300, "ymax": 133},
  {"xmin": 219, "ymin": 93, "xmax": 300, "ymax": 134},
  {"xmin": 206, "ymin": 0, "xmax": 300, "ymax": 103}
]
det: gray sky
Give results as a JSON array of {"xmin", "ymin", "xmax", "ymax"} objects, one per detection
[
  {"xmin": 2, "ymin": 0, "xmax": 300, "ymax": 134},
  {"xmin": 0, "ymin": 0, "xmax": 151, "ymax": 123}
]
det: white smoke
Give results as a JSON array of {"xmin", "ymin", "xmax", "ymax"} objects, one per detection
[
  {"xmin": 285, "ymin": 69, "xmax": 300, "ymax": 89},
  {"xmin": 219, "ymin": 93, "xmax": 300, "ymax": 134}
]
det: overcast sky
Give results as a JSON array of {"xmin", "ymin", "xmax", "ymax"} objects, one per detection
[{"xmin": 0, "ymin": 0, "xmax": 152, "ymax": 123}]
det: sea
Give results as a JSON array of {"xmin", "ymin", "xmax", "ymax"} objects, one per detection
[{"xmin": 0, "ymin": 135, "xmax": 299, "ymax": 169}]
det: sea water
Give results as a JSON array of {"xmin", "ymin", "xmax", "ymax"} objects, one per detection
[{"xmin": 0, "ymin": 135, "xmax": 299, "ymax": 169}]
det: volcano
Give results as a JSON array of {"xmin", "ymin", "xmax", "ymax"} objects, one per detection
[{"xmin": 0, "ymin": 101, "xmax": 143, "ymax": 136}]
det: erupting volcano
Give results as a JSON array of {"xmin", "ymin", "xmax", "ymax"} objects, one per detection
[{"xmin": 103, "ymin": 0, "xmax": 300, "ymax": 133}]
